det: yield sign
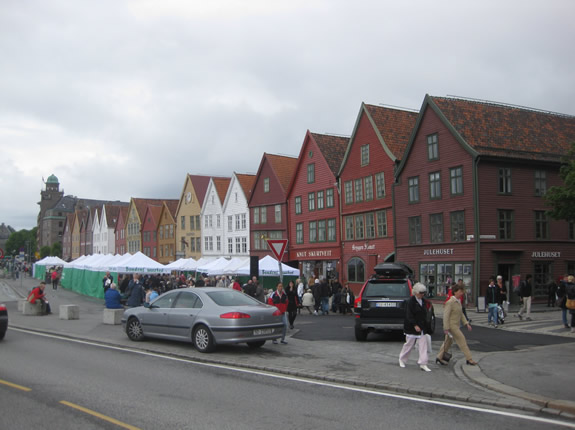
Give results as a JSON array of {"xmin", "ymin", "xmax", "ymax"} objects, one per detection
[{"xmin": 267, "ymin": 239, "xmax": 288, "ymax": 261}]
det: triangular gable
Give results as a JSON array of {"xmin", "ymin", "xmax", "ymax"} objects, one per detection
[{"xmin": 247, "ymin": 152, "xmax": 298, "ymax": 207}]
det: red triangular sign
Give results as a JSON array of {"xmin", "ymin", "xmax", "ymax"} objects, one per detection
[{"xmin": 267, "ymin": 239, "xmax": 288, "ymax": 261}]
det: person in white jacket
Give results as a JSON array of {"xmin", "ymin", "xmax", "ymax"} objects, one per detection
[{"xmin": 301, "ymin": 289, "xmax": 315, "ymax": 314}]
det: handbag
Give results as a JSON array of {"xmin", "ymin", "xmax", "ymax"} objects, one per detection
[
  {"xmin": 556, "ymin": 296, "xmax": 566, "ymax": 307},
  {"xmin": 566, "ymin": 298, "xmax": 575, "ymax": 310}
]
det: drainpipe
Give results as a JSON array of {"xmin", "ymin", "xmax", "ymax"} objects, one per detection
[{"xmin": 473, "ymin": 155, "xmax": 481, "ymax": 306}]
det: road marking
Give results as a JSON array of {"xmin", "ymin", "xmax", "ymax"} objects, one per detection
[
  {"xmin": 13, "ymin": 327, "xmax": 575, "ymax": 429},
  {"xmin": 0, "ymin": 378, "xmax": 32, "ymax": 392},
  {"xmin": 60, "ymin": 401, "xmax": 141, "ymax": 430}
]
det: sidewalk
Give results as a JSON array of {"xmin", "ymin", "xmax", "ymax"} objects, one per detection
[{"xmin": 2, "ymin": 276, "xmax": 574, "ymax": 419}]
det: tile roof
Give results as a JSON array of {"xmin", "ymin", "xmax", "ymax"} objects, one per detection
[
  {"xmin": 104, "ymin": 204, "xmax": 124, "ymax": 226},
  {"xmin": 132, "ymin": 198, "xmax": 166, "ymax": 220},
  {"xmin": 235, "ymin": 174, "xmax": 256, "ymax": 200},
  {"xmin": 213, "ymin": 177, "xmax": 232, "ymax": 204},
  {"xmin": 164, "ymin": 200, "xmax": 179, "ymax": 218},
  {"xmin": 364, "ymin": 104, "xmax": 418, "ymax": 159},
  {"xmin": 430, "ymin": 96, "xmax": 575, "ymax": 162},
  {"xmin": 265, "ymin": 153, "xmax": 298, "ymax": 193},
  {"xmin": 310, "ymin": 132, "xmax": 349, "ymax": 176},
  {"xmin": 188, "ymin": 175, "xmax": 211, "ymax": 206}
]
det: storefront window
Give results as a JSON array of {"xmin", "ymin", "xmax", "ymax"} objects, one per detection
[
  {"xmin": 420, "ymin": 262, "xmax": 473, "ymax": 300},
  {"xmin": 347, "ymin": 257, "xmax": 365, "ymax": 283},
  {"xmin": 533, "ymin": 262, "xmax": 552, "ymax": 298}
]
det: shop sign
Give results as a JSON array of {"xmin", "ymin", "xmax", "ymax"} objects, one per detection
[
  {"xmin": 423, "ymin": 248, "xmax": 454, "ymax": 256},
  {"xmin": 295, "ymin": 249, "xmax": 333, "ymax": 258},
  {"xmin": 531, "ymin": 251, "xmax": 561, "ymax": 258},
  {"xmin": 351, "ymin": 243, "xmax": 376, "ymax": 252}
]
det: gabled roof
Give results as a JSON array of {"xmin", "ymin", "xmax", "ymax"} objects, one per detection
[
  {"xmin": 115, "ymin": 207, "xmax": 129, "ymax": 233},
  {"xmin": 310, "ymin": 132, "xmax": 349, "ymax": 176},
  {"xmin": 235, "ymin": 173, "xmax": 256, "ymax": 200},
  {"xmin": 104, "ymin": 204, "xmax": 124, "ymax": 227},
  {"xmin": 132, "ymin": 198, "xmax": 166, "ymax": 221},
  {"xmin": 164, "ymin": 200, "xmax": 179, "ymax": 218},
  {"xmin": 212, "ymin": 177, "xmax": 231, "ymax": 204},
  {"xmin": 144, "ymin": 205, "xmax": 163, "ymax": 230},
  {"xmin": 188, "ymin": 175, "xmax": 211, "ymax": 206},
  {"xmin": 266, "ymin": 153, "xmax": 298, "ymax": 193},
  {"xmin": 429, "ymin": 96, "xmax": 575, "ymax": 162}
]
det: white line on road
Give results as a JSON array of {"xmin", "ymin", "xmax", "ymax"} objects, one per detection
[{"xmin": 11, "ymin": 327, "xmax": 575, "ymax": 429}]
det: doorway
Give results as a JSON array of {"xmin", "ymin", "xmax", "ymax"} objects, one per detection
[{"xmin": 497, "ymin": 264, "xmax": 518, "ymax": 305}]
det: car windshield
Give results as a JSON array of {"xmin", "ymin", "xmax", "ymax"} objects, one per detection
[
  {"xmin": 363, "ymin": 282, "xmax": 409, "ymax": 298},
  {"xmin": 206, "ymin": 291, "xmax": 262, "ymax": 306}
]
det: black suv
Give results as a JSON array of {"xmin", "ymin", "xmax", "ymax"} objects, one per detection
[{"xmin": 354, "ymin": 263, "xmax": 435, "ymax": 341}]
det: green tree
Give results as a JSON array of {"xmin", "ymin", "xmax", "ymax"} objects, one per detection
[
  {"xmin": 40, "ymin": 246, "xmax": 52, "ymax": 259},
  {"xmin": 4, "ymin": 229, "xmax": 37, "ymax": 259},
  {"xmin": 545, "ymin": 142, "xmax": 575, "ymax": 221},
  {"xmin": 51, "ymin": 242, "xmax": 62, "ymax": 258}
]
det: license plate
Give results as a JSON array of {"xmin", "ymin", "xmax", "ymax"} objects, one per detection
[
  {"xmin": 375, "ymin": 302, "xmax": 396, "ymax": 308},
  {"xmin": 253, "ymin": 328, "xmax": 274, "ymax": 335}
]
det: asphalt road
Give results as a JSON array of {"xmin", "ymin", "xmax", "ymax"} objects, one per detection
[
  {"xmin": 0, "ymin": 330, "xmax": 570, "ymax": 430},
  {"xmin": 290, "ymin": 313, "xmax": 573, "ymax": 352}
]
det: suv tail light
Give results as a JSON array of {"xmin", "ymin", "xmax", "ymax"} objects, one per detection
[{"xmin": 220, "ymin": 312, "xmax": 251, "ymax": 319}]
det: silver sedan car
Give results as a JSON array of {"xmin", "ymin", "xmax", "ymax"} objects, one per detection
[{"xmin": 122, "ymin": 287, "xmax": 284, "ymax": 353}]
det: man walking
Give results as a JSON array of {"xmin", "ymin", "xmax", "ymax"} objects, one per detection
[{"xmin": 517, "ymin": 274, "xmax": 533, "ymax": 321}]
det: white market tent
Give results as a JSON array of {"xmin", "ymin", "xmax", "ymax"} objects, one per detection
[
  {"xmin": 165, "ymin": 258, "xmax": 196, "ymax": 271},
  {"xmin": 222, "ymin": 257, "xmax": 250, "ymax": 275}
]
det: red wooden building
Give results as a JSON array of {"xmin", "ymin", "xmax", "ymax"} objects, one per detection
[
  {"xmin": 286, "ymin": 131, "xmax": 348, "ymax": 282},
  {"xmin": 394, "ymin": 95, "xmax": 575, "ymax": 304},
  {"xmin": 338, "ymin": 103, "xmax": 418, "ymax": 293},
  {"xmin": 248, "ymin": 153, "xmax": 298, "ymax": 262}
]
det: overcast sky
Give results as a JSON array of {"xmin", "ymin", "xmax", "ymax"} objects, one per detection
[{"xmin": 1, "ymin": 0, "xmax": 574, "ymax": 232}]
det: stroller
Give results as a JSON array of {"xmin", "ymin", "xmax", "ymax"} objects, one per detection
[{"xmin": 497, "ymin": 304, "xmax": 506, "ymax": 324}]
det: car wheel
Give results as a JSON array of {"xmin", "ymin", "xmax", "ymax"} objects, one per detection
[
  {"xmin": 193, "ymin": 324, "xmax": 215, "ymax": 353},
  {"xmin": 355, "ymin": 326, "xmax": 368, "ymax": 341},
  {"xmin": 0, "ymin": 331, "xmax": 5, "ymax": 341},
  {"xmin": 247, "ymin": 340, "xmax": 266, "ymax": 349},
  {"xmin": 126, "ymin": 317, "xmax": 145, "ymax": 341}
]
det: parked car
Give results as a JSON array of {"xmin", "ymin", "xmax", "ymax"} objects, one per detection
[
  {"xmin": 122, "ymin": 287, "xmax": 284, "ymax": 353},
  {"xmin": 0, "ymin": 303, "xmax": 8, "ymax": 340},
  {"xmin": 354, "ymin": 263, "xmax": 435, "ymax": 341}
]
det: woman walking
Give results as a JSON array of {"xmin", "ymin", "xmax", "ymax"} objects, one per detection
[
  {"xmin": 436, "ymin": 283, "xmax": 477, "ymax": 366},
  {"xmin": 398, "ymin": 283, "xmax": 432, "ymax": 372},
  {"xmin": 286, "ymin": 280, "xmax": 300, "ymax": 329}
]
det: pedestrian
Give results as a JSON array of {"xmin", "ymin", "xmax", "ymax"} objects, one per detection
[
  {"xmin": 547, "ymin": 278, "xmax": 558, "ymax": 307},
  {"xmin": 254, "ymin": 276, "xmax": 265, "ymax": 303},
  {"xmin": 104, "ymin": 283, "xmax": 124, "ymax": 309},
  {"xmin": 557, "ymin": 275, "xmax": 569, "ymax": 328},
  {"xmin": 296, "ymin": 278, "xmax": 305, "ymax": 314},
  {"xmin": 102, "ymin": 271, "xmax": 114, "ymax": 293},
  {"xmin": 232, "ymin": 277, "xmax": 242, "ymax": 291},
  {"xmin": 399, "ymin": 283, "xmax": 432, "ymax": 372},
  {"xmin": 27, "ymin": 281, "xmax": 52, "ymax": 314},
  {"xmin": 125, "ymin": 274, "xmax": 145, "ymax": 308},
  {"xmin": 51, "ymin": 268, "xmax": 59, "ymax": 290},
  {"xmin": 268, "ymin": 282, "xmax": 288, "ymax": 344},
  {"xmin": 312, "ymin": 279, "xmax": 321, "ymax": 315},
  {"xmin": 301, "ymin": 288, "xmax": 315, "ymax": 314},
  {"xmin": 486, "ymin": 277, "xmax": 500, "ymax": 328},
  {"xmin": 319, "ymin": 278, "xmax": 331, "ymax": 315},
  {"xmin": 565, "ymin": 275, "xmax": 575, "ymax": 333},
  {"xmin": 286, "ymin": 280, "xmax": 299, "ymax": 329},
  {"xmin": 496, "ymin": 275, "xmax": 507, "ymax": 320},
  {"xmin": 436, "ymin": 283, "xmax": 477, "ymax": 366},
  {"xmin": 517, "ymin": 274, "xmax": 533, "ymax": 321},
  {"xmin": 243, "ymin": 279, "xmax": 256, "ymax": 297}
]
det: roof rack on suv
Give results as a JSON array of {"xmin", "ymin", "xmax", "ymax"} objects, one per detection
[{"xmin": 371, "ymin": 262, "xmax": 414, "ymax": 280}]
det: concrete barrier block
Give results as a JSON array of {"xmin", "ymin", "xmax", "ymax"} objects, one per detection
[
  {"xmin": 18, "ymin": 299, "xmax": 27, "ymax": 312},
  {"xmin": 22, "ymin": 301, "xmax": 44, "ymax": 315},
  {"xmin": 59, "ymin": 304, "xmax": 80, "ymax": 320},
  {"xmin": 103, "ymin": 308, "xmax": 124, "ymax": 325}
]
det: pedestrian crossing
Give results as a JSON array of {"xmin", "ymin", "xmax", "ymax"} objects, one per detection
[{"xmin": 469, "ymin": 310, "xmax": 574, "ymax": 338}]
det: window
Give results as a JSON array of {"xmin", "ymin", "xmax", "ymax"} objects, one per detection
[
  {"xmin": 195, "ymin": 216, "xmax": 200, "ymax": 230},
  {"xmin": 253, "ymin": 208, "xmax": 259, "ymax": 224},
  {"xmin": 216, "ymin": 215, "xmax": 220, "ymax": 228},
  {"xmin": 366, "ymin": 213, "xmax": 375, "ymax": 238},
  {"xmin": 361, "ymin": 144, "xmax": 369, "ymax": 166},
  {"xmin": 377, "ymin": 210, "xmax": 387, "ymax": 237},
  {"xmin": 296, "ymin": 223, "xmax": 303, "ymax": 244},
  {"xmin": 308, "ymin": 192, "xmax": 315, "ymax": 211},
  {"xmin": 326, "ymin": 188, "xmax": 334, "ymax": 208},
  {"xmin": 228, "ymin": 238, "xmax": 233, "ymax": 254},
  {"xmin": 307, "ymin": 163, "xmax": 315, "ymax": 184},
  {"xmin": 408, "ymin": 216, "xmax": 422, "ymax": 244},
  {"xmin": 317, "ymin": 191, "xmax": 324, "ymax": 210},
  {"xmin": 252, "ymin": 233, "xmax": 261, "ymax": 251},
  {"xmin": 450, "ymin": 167, "xmax": 463, "ymax": 195},
  {"xmin": 344, "ymin": 181, "xmax": 353, "ymax": 204},
  {"xmin": 275, "ymin": 205, "xmax": 281, "ymax": 223},
  {"xmin": 364, "ymin": 176, "xmax": 373, "ymax": 201},
  {"xmin": 235, "ymin": 214, "xmax": 240, "ymax": 230},
  {"xmin": 327, "ymin": 219, "xmax": 336, "ymax": 241},
  {"xmin": 498, "ymin": 210, "xmax": 514, "ymax": 240},
  {"xmin": 264, "ymin": 177, "xmax": 270, "ymax": 193},
  {"xmin": 427, "ymin": 134, "xmax": 439, "ymax": 160},
  {"xmin": 295, "ymin": 196, "xmax": 302, "ymax": 214},
  {"xmin": 345, "ymin": 216, "xmax": 354, "ymax": 240},
  {"xmin": 241, "ymin": 237, "xmax": 247, "ymax": 253},
  {"xmin": 375, "ymin": 172, "xmax": 385, "ymax": 199},
  {"xmin": 534, "ymin": 262, "xmax": 552, "ymax": 297},
  {"xmin": 235, "ymin": 237, "xmax": 241, "ymax": 253},
  {"xmin": 181, "ymin": 216, "xmax": 185, "ymax": 230},
  {"xmin": 318, "ymin": 220, "xmax": 326, "ymax": 242},
  {"xmin": 498, "ymin": 168, "xmax": 512, "ymax": 194},
  {"xmin": 355, "ymin": 215, "xmax": 365, "ymax": 240},
  {"xmin": 347, "ymin": 257, "xmax": 365, "ymax": 283},
  {"xmin": 190, "ymin": 216, "xmax": 194, "ymax": 230},
  {"xmin": 408, "ymin": 177, "xmax": 419, "ymax": 203},
  {"xmin": 430, "ymin": 213, "xmax": 444, "ymax": 243},
  {"xmin": 451, "ymin": 211, "xmax": 465, "ymax": 242},
  {"xmin": 260, "ymin": 207, "xmax": 267, "ymax": 224},
  {"xmin": 309, "ymin": 221, "xmax": 317, "ymax": 243},
  {"xmin": 216, "ymin": 236, "xmax": 221, "ymax": 252},
  {"xmin": 241, "ymin": 213, "xmax": 246, "ymax": 230},
  {"xmin": 228, "ymin": 216, "xmax": 233, "ymax": 232},
  {"xmin": 535, "ymin": 211, "xmax": 549, "ymax": 239},
  {"xmin": 535, "ymin": 170, "xmax": 547, "ymax": 196},
  {"xmin": 354, "ymin": 179, "xmax": 363, "ymax": 202},
  {"xmin": 429, "ymin": 171, "xmax": 441, "ymax": 200}
]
